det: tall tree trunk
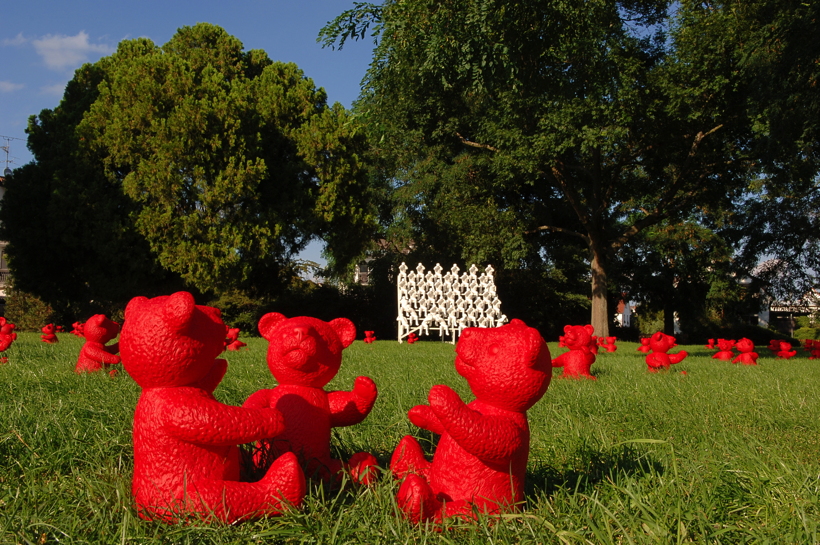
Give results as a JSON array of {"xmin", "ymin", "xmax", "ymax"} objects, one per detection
[{"xmin": 590, "ymin": 240, "xmax": 609, "ymax": 338}]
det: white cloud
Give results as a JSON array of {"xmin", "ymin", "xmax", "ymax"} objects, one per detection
[
  {"xmin": 40, "ymin": 83, "xmax": 67, "ymax": 96},
  {"xmin": 32, "ymin": 31, "xmax": 113, "ymax": 71},
  {"xmin": 2, "ymin": 33, "xmax": 27, "ymax": 46},
  {"xmin": 0, "ymin": 81, "xmax": 24, "ymax": 92}
]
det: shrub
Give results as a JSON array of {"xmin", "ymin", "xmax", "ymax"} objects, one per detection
[{"xmin": 4, "ymin": 288, "xmax": 57, "ymax": 331}]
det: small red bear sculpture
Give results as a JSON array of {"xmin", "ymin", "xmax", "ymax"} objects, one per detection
[
  {"xmin": 406, "ymin": 332, "xmax": 419, "ymax": 344},
  {"xmin": 776, "ymin": 340, "xmax": 797, "ymax": 359},
  {"xmin": 767, "ymin": 339, "xmax": 781, "ymax": 355},
  {"xmin": 70, "ymin": 321, "xmax": 85, "ymax": 337},
  {"xmin": 705, "ymin": 338, "xmax": 716, "ymax": 349},
  {"xmin": 732, "ymin": 338, "xmax": 759, "ymax": 365},
  {"xmin": 244, "ymin": 313, "xmax": 378, "ymax": 485},
  {"xmin": 121, "ymin": 292, "xmax": 305, "ymax": 523},
  {"xmin": 806, "ymin": 339, "xmax": 820, "ymax": 360},
  {"xmin": 363, "ymin": 330, "xmax": 377, "ymax": 344},
  {"xmin": 645, "ymin": 331, "xmax": 688, "ymax": 372},
  {"xmin": 637, "ymin": 337, "xmax": 651, "ymax": 353},
  {"xmin": 598, "ymin": 336, "xmax": 617, "ymax": 353},
  {"xmin": 0, "ymin": 318, "xmax": 17, "ymax": 362},
  {"xmin": 390, "ymin": 319, "xmax": 552, "ymax": 524},
  {"xmin": 74, "ymin": 314, "xmax": 121, "ymax": 373},
  {"xmin": 225, "ymin": 327, "xmax": 247, "ymax": 351},
  {"xmin": 40, "ymin": 323, "xmax": 58, "ymax": 344},
  {"xmin": 552, "ymin": 324, "xmax": 596, "ymax": 379},
  {"xmin": 712, "ymin": 339, "xmax": 736, "ymax": 361}
]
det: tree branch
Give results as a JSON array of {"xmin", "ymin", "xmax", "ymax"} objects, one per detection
[
  {"xmin": 456, "ymin": 132, "xmax": 499, "ymax": 152},
  {"xmin": 525, "ymin": 224, "xmax": 588, "ymax": 240}
]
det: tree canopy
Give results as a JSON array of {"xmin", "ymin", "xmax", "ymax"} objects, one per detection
[
  {"xmin": 322, "ymin": 0, "xmax": 819, "ymax": 336},
  {"xmin": 1, "ymin": 23, "xmax": 376, "ymax": 316}
]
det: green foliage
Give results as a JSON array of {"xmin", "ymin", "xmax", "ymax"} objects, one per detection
[
  {"xmin": 2, "ymin": 336, "xmax": 820, "ymax": 543},
  {"xmin": 794, "ymin": 327, "xmax": 820, "ymax": 341},
  {"xmin": 3, "ymin": 288, "xmax": 56, "ymax": 331}
]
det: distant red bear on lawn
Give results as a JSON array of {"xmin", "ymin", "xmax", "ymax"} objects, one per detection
[
  {"xmin": 390, "ymin": 319, "xmax": 552, "ymax": 524},
  {"xmin": 645, "ymin": 331, "xmax": 688, "ymax": 372},
  {"xmin": 74, "ymin": 314, "xmax": 121, "ymax": 373},
  {"xmin": 732, "ymin": 338, "xmax": 759, "ymax": 365},
  {"xmin": 552, "ymin": 324, "xmax": 596, "ymax": 379},
  {"xmin": 712, "ymin": 338, "xmax": 736, "ymax": 361},
  {"xmin": 121, "ymin": 292, "xmax": 305, "ymax": 523},
  {"xmin": 244, "ymin": 313, "xmax": 378, "ymax": 485},
  {"xmin": 41, "ymin": 323, "xmax": 58, "ymax": 344}
]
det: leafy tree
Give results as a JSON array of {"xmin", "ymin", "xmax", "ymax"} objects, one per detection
[
  {"xmin": 81, "ymin": 24, "xmax": 376, "ymax": 295},
  {"xmin": 323, "ymin": 0, "xmax": 815, "ymax": 336},
  {"xmin": 0, "ymin": 61, "xmax": 178, "ymax": 319}
]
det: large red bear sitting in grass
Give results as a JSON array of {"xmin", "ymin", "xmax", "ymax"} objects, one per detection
[
  {"xmin": 390, "ymin": 319, "xmax": 552, "ymax": 524},
  {"xmin": 244, "ymin": 313, "xmax": 379, "ymax": 485},
  {"xmin": 74, "ymin": 314, "xmax": 121, "ymax": 373},
  {"xmin": 121, "ymin": 292, "xmax": 305, "ymax": 523}
]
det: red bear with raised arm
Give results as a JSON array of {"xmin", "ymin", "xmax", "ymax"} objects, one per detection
[
  {"xmin": 40, "ymin": 323, "xmax": 58, "ymax": 343},
  {"xmin": 121, "ymin": 292, "xmax": 305, "ymax": 523},
  {"xmin": 74, "ymin": 314, "xmax": 121, "ymax": 373},
  {"xmin": 712, "ymin": 338, "xmax": 736, "ymax": 361},
  {"xmin": 244, "ymin": 313, "xmax": 378, "ymax": 485},
  {"xmin": 645, "ymin": 331, "xmax": 688, "ymax": 372},
  {"xmin": 552, "ymin": 324, "xmax": 596, "ymax": 379},
  {"xmin": 390, "ymin": 319, "xmax": 552, "ymax": 524}
]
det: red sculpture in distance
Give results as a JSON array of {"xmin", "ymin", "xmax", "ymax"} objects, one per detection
[
  {"xmin": 599, "ymin": 336, "xmax": 618, "ymax": 353},
  {"xmin": 40, "ymin": 323, "xmax": 58, "ymax": 343},
  {"xmin": 363, "ymin": 330, "xmax": 377, "ymax": 344},
  {"xmin": 0, "ymin": 318, "xmax": 17, "ymax": 362},
  {"xmin": 74, "ymin": 314, "xmax": 121, "ymax": 373},
  {"xmin": 390, "ymin": 319, "xmax": 552, "ymax": 524},
  {"xmin": 776, "ymin": 341, "xmax": 797, "ymax": 359},
  {"xmin": 244, "ymin": 313, "xmax": 378, "ymax": 485},
  {"xmin": 121, "ymin": 292, "xmax": 305, "ymax": 523},
  {"xmin": 225, "ymin": 327, "xmax": 247, "ymax": 351},
  {"xmin": 406, "ymin": 332, "xmax": 419, "ymax": 344},
  {"xmin": 732, "ymin": 338, "xmax": 759, "ymax": 365},
  {"xmin": 552, "ymin": 324, "xmax": 596, "ymax": 379},
  {"xmin": 767, "ymin": 339, "xmax": 781, "ymax": 355},
  {"xmin": 70, "ymin": 321, "xmax": 85, "ymax": 337},
  {"xmin": 637, "ymin": 338, "xmax": 651, "ymax": 353},
  {"xmin": 712, "ymin": 339, "xmax": 736, "ymax": 361},
  {"xmin": 805, "ymin": 339, "xmax": 820, "ymax": 360},
  {"xmin": 704, "ymin": 338, "xmax": 716, "ymax": 349},
  {"xmin": 645, "ymin": 331, "xmax": 688, "ymax": 372}
]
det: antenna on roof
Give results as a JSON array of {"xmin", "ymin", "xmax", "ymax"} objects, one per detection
[{"xmin": 0, "ymin": 134, "xmax": 24, "ymax": 176}]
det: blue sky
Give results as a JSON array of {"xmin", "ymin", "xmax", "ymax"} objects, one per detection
[{"xmin": 1, "ymin": 0, "xmax": 377, "ymax": 265}]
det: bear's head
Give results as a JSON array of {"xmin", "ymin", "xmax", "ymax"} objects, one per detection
[
  {"xmin": 716, "ymin": 338, "xmax": 736, "ymax": 351},
  {"xmin": 735, "ymin": 338, "xmax": 754, "ymax": 353},
  {"xmin": 649, "ymin": 331, "xmax": 677, "ymax": 353},
  {"xmin": 454, "ymin": 319, "xmax": 551, "ymax": 412},
  {"xmin": 83, "ymin": 314, "xmax": 120, "ymax": 344},
  {"xmin": 259, "ymin": 313, "xmax": 356, "ymax": 388},
  {"xmin": 561, "ymin": 324, "xmax": 594, "ymax": 351},
  {"xmin": 120, "ymin": 292, "xmax": 227, "ymax": 389}
]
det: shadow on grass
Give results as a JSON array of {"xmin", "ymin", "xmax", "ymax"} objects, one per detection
[{"xmin": 526, "ymin": 443, "xmax": 665, "ymax": 498}]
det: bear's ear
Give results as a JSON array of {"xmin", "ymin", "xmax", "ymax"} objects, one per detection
[
  {"xmin": 258, "ymin": 313, "xmax": 287, "ymax": 340},
  {"xmin": 564, "ymin": 324, "xmax": 572, "ymax": 333},
  {"xmin": 125, "ymin": 296, "xmax": 149, "ymax": 321},
  {"xmin": 584, "ymin": 324, "xmax": 594, "ymax": 335},
  {"xmin": 162, "ymin": 291, "xmax": 196, "ymax": 332},
  {"xmin": 330, "ymin": 318, "xmax": 356, "ymax": 348}
]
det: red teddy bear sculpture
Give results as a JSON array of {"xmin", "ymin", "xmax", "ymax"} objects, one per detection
[
  {"xmin": 0, "ymin": 318, "xmax": 17, "ymax": 363},
  {"xmin": 390, "ymin": 319, "xmax": 552, "ymax": 524},
  {"xmin": 552, "ymin": 324, "xmax": 596, "ymax": 379},
  {"xmin": 598, "ymin": 336, "xmax": 617, "ymax": 353},
  {"xmin": 406, "ymin": 332, "xmax": 419, "ymax": 344},
  {"xmin": 712, "ymin": 338, "xmax": 736, "ymax": 361},
  {"xmin": 225, "ymin": 327, "xmax": 247, "ymax": 351},
  {"xmin": 121, "ymin": 292, "xmax": 305, "ymax": 523},
  {"xmin": 70, "ymin": 321, "xmax": 85, "ymax": 336},
  {"xmin": 775, "ymin": 340, "xmax": 797, "ymax": 359},
  {"xmin": 40, "ymin": 323, "xmax": 58, "ymax": 343},
  {"xmin": 244, "ymin": 313, "xmax": 378, "ymax": 485},
  {"xmin": 363, "ymin": 330, "xmax": 377, "ymax": 344},
  {"xmin": 732, "ymin": 338, "xmax": 759, "ymax": 365},
  {"xmin": 74, "ymin": 314, "xmax": 121, "ymax": 373},
  {"xmin": 645, "ymin": 331, "xmax": 688, "ymax": 372},
  {"xmin": 637, "ymin": 337, "xmax": 651, "ymax": 353}
]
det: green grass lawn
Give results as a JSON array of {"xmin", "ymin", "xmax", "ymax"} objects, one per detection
[{"xmin": 1, "ymin": 332, "xmax": 819, "ymax": 544}]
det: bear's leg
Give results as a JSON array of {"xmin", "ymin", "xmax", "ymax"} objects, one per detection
[
  {"xmin": 346, "ymin": 452, "xmax": 379, "ymax": 485},
  {"xmin": 390, "ymin": 435, "xmax": 431, "ymax": 481},
  {"xmin": 195, "ymin": 451, "xmax": 306, "ymax": 523},
  {"xmin": 396, "ymin": 473, "xmax": 440, "ymax": 524}
]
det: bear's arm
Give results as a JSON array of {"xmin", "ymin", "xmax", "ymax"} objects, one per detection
[
  {"xmin": 408, "ymin": 403, "xmax": 446, "ymax": 435},
  {"xmin": 328, "ymin": 376, "xmax": 378, "ymax": 427},
  {"xmin": 160, "ymin": 390, "xmax": 285, "ymax": 446},
  {"xmin": 551, "ymin": 352, "xmax": 567, "ymax": 368},
  {"xmin": 243, "ymin": 388, "xmax": 273, "ymax": 410},
  {"xmin": 105, "ymin": 342, "xmax": 119, "ymax": 355},
  {"xmin": 428, "ymin": 385, "xmax": 524, "ymax": 463},
  {"xmin": 81, "ymin": 343, "xmax": 121, "ymax": 365}
]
